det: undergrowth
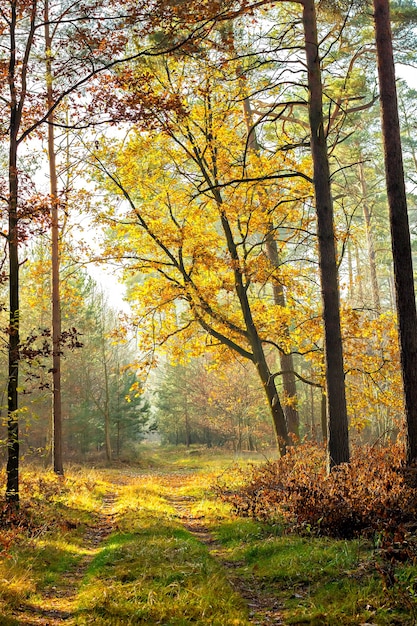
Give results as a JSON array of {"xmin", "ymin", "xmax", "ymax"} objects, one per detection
[{"xmin": 217, "ymin": 443, "xmax": 417, "ymax": 541}]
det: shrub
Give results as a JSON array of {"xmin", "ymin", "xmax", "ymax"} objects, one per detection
[{"xmin": 217, "ymin": 443, "xmax": 417, "ymax": 540}]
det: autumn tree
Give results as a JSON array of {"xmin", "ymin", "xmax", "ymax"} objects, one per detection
[
  {"xmin": 90, "ymin": 77, "xmax": 317, "ymax": 454},
  {"xmin": 155, "ymin": 357, "xmax": 273, "ymax": 449},
  {"xmin": 89, "ymin": 0, "xmax": 390, "ymax": 464},
  {"xmin": 16, "ymin": 250, "xmax": 150, "ymax": 460},
  {"xmin": 252, "ymin": 0, "xmax": 379, "ymax": 464},
  {"xmin": 220, "ymin": 21, "xmax": 301, "ymax": 437}
]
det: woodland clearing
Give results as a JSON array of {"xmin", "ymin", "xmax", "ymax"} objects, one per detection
[{"xmin": 0, "ymin": 447, "xmax": 416, "ymax": 625}]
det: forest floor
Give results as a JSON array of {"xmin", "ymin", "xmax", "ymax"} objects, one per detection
[{"xmin": 0, "ymin": 447, "xmax": 416, "ymax": 625}]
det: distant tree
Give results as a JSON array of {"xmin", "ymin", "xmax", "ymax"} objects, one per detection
[
  {"xmin": 155, "ymin": 358, "xmax": 273, "ymax": 449},
  {"xmin": 62, "ymin": 282, "xmax": 150, "ymax": 460},
  {"xmin": 112, "ymin": 369, "xmax": 151, "ymax": 459}
]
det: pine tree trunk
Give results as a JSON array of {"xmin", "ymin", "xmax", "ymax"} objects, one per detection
[
  {"xmin": 302, "ymin": 0, "xmax": 350, "ymax": 467},
  {"xmin": 185, "ymin": 399, "xmax": 191, "ymax": 448},
  {"xmin": 7, "ymin": 140, "xmax": 19, "ymax": 505},
  {"xmin": 104, "ymin": 405, "xmax": 112, "ymax": 463},
  {"xmin": 373, "ymin": 0, "xmax": 417, "ymax": 465},
  {"xmin": 45, "ymin": 1, "xmax": 63, "ymax": 475},
  {"xmin": 102, "ymin": 344, "xmax": 112, "ymax": 463}
]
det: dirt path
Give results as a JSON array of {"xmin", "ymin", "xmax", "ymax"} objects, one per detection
[
  {"xmin": 166, "ymin": 491, "xmax": 284, "ymax": 626},
  {"xmin": 10, "ymin": 490, "xmax": 119, "ymax": 626},
  {"xmin": 8, "ymin": 469, "xmax": 283, "ymax": 625}
]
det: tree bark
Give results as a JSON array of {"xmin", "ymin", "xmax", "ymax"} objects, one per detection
[
  {"xmin": 101, "ymin": 310, "xmax": 112, "ymax": 463},
  {"xmin": 219, "ymin": 209, "xmax": 290, "ymax": 455},
  {"xmin": 104, "ymin": 403, "xmax": 112, "ymax": 463},
  {"xmin": 185, "ymin": 393, "xmax": 191, "ymax": 447},
  {"xmin": 45, "ymin": 0, "xmax": 64, "ymax": 475},
  {"xmin": 373, "ymin": 0, "xmax": 417, "ymax": 465},
  {"xmin": 302, "ymin": 0, "xmax": 350, "ymax": 467},
  {"xmin": 252, "ymin": 352, "xmax": 290, "ymax": 448},
  {"xmin": 7, "ymin": 138, "xmax": 19, "ymax": 505},
  {"xmin": 264, "ymin": 232, "xmax": 300, "ymax": 437},
  {"xmin": 6, "ymin": 0, "xmax": 20, "ymax": 505}
]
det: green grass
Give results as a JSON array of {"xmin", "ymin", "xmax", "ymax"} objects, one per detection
[
  {"xmin": 0, "ymin": 449, "xmax": 416, "ymax": 625},
  {"xmin": 77, "ymin": 535, "xmax": 248, "ymax": 625},
  {"xmin": 75, "ymin": 467, "xmax": 250, "ymax": 625},
  {"xmin": 212, "ymin": 518, "xmax": 417, "ymax": 625}
]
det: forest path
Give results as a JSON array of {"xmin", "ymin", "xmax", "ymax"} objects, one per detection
[
  {"xmin": 6, "ymin": 463, "xmax": 283, "ymax": 625},
  {"xmin": 165, "ymin": 477, "xmax": 284, "ymax": 626},
  {"xmin": 10, "ymin": 479, "xmax": 124, "ymax": 626}
]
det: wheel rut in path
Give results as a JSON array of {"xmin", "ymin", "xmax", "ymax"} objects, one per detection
[
  {"xmin": 167, "ymin": 492, "xmax": 284, "ymax": 626},
  {"xmin": 10, "ymin": 489, "xmax": 120, "ymax": 626}
]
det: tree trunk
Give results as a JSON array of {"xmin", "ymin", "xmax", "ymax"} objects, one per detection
[
  {"xmin": 94, "ymin": 293, "xmax": 112, "ymax": 463},
  {"xmin": 252, "ymin": 338, "xmax": 289, "ymax": 454},
  {"xmin": 185, "ymin": 398, "xmax": 191, "ymax": 447},
  {"xmin": 373, "ymin": 0, "xmax": 417, "ymax": 465},
  {"xmin": 354, "ymin": 245, "xmax": 364, "ymax": 305},
  {"xmin": 7, "ymin": 141, "xmax": 19, "ymax": 505},
  {"xmin": 102, "ymin": 340, "xmax": 112, "ymax": 463},
  {"xmin": 347, "ymin": 242, "xmax": 354, "ymax": 302},
  {"xmin": 45, "ymin": 0, "xmax": 63, "ymax": 475},
  {"xmin": 302, "ymin": 0, "xmax": 350, "ymax": 467},
  {"xmin": 321, "ymin": 392, "xmax": 327, "ymax": 445},
  {"xmin": 219, "ymin": 210, "xmax": 290, "ymax": 455},
  {"xmin": 116, "ymin": 418, "xmax": 121, "ymax": 460},
  {"xmin": 116, "ymin": 363, "xmax": 121, "ymax": 459},
  {"xmin": 264, "ymin": 232, "xmax": 300, "ymax": 437},
  {"xmin": 6, "ymin": 1, "xmax": 20, "ymax": 505},
  {"xmin": 104, "ymin": 404, "xmax": 112, "ymax": 463},
  {"xmin": 241, "ymin": 92, "xmax": 300, "ymax": 438}
]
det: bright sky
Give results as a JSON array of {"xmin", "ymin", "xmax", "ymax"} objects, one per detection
[{"xmin": 397, "ymin": 63, "xmax": 417, "ymax": 86}]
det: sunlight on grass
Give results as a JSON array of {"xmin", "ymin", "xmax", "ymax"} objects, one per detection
[
  {"xmin": 75, "ymin": 463, "xmax": 252, "ymax": 625},
  {"xmin": 0, "ymin": 449, "xmax": 415, "ymax": 625},
  {"xmin": 212, "ymin": 517, "xmax": 416, "ymax": 625},
  {"xmin": 36, "ymin": 537, "xmax": 98, "ymax": 558},
  {"xmin": 0, "ymin": 569, "xmax": 36, "ymax": 609},
  {"xmin": 188, "ymin": 496, "xmax": 232, "ymax": 521},
  {"xmin": 76, "ymin": 525, "xmax": 250, "ymax": 625},
  {"xmin": 0, "ymin": 464, "xmax": 113, "ymax": 620}
]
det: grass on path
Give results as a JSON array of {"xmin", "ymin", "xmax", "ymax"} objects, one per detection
[{"xmin": 0, "ymin": 446, "xmax": 416, "ymax": 625}]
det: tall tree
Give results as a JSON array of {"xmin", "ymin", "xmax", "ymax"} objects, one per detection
[
  {"xmin": 302, "ymin": 0, "xmax": 350, "ymax": 466},
  {"xmin": 358, "ymin": 160, "xmax": 381, "ymax": 314},
  {"xmin": 0, "ymin": 0, "xmax": 225, "ymax": 503},
  {"xmin": 221, "ymin": 0, "xmax": 352, "ymax": 463},
  {"xmin": 90, "ymin": 106, "xmax": 313, "ymax": 454},
  {"xmin": 239, "ymin": 73, "xmax": 300, "ymax": 438},
  {"xmin": 44, "ymin": 0, "xmax": 63, "ymax": 475},
  {"xmin": 4, "ymin": 0, "xmax": 35, "ymax": 504},
  {"xmin": 373, "ymin": 0, "xmax": 417, "ymax": 465}
]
